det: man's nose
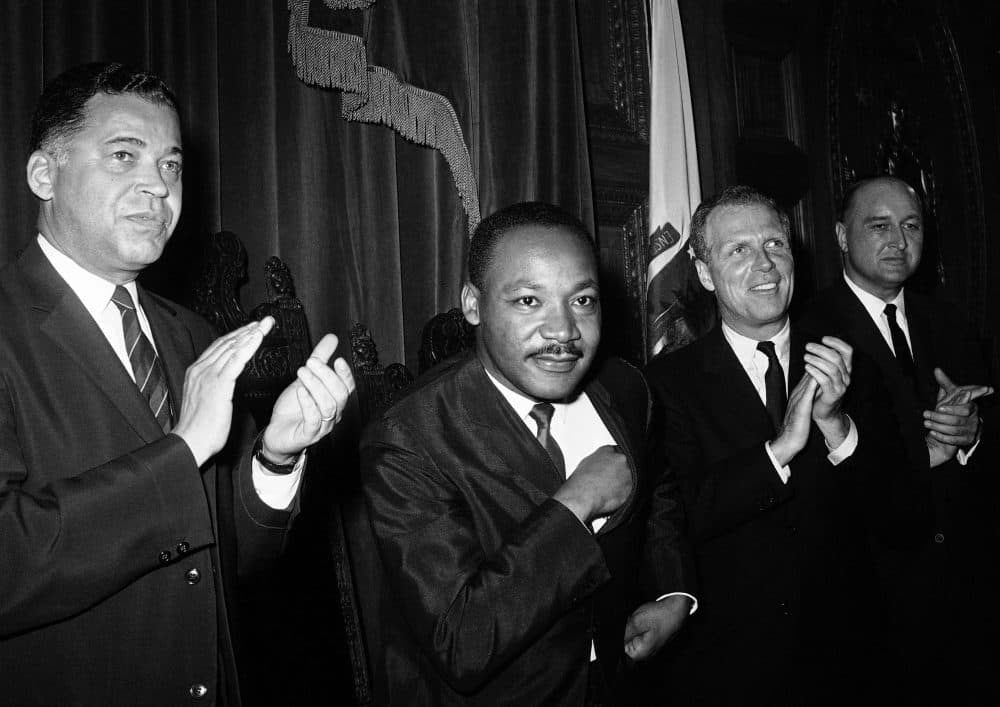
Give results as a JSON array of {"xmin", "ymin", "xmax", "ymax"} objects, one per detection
[
  {"xmin": 752, "ymin": 248, "xmax": 776, "ymax": 271},
  {"xmin": 541, "ymin": 304, "xmax": 580, "ymax": 342},
  {"xmin": 136, "ymin": 162, "xmax": 169, "ymax": 197},
  {"xmin": 887, "ymin": 224, "xmax": 908, "ymax": 249}
]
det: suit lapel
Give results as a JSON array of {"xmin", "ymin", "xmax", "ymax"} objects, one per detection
[
  {"xmin": 703, "ymin": 326, "xmax": 776, "ymax": 442},
  {"xmin": 459, "ymin": 360, "xmax": 566, "ymax": 496},
  {"xmin": 585, "ymin": 377, "xmax": 638, "ymax": 536},
  {"xmin": 903, "ymin": 290, "xmax": 938, "ymax": 407},
  {"xmin": 22, "ymin": 243, "xmax": 165, "ymax": 443}
]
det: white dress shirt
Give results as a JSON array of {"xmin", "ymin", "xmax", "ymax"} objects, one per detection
[
  {"xmin": 721, "ymin": 319, "xmax": 858, "ymax": 483},
  {"xmin": 483, "ymin": 367, "xmax": 697, "ymax": 660},
  {"xmin": 37, "ymin": 234, "xmax": 302, "ymax": 508},
  {"xmin": 843, "ymin": 271, "xmax": 977, "ymax": 464}
]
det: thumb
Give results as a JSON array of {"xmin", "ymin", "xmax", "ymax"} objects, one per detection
[
  {"xmin": 934, "ymin": 367, "xmax": 955, "ymax": 392},
  {"xmin": 623, "ymin": 613, "xmax": 643, "ymax": 643}
]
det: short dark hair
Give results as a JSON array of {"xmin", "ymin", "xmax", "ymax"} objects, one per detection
[
  {"xmin": 689, "ymin": 185, "xmax": 790, "ymax": 262},
  {"xmin": 467, "ymin": 202, "xmax": 595, "ymax": 290},
  {"xmin": 29, "ymin": 62, "xmax": 179, "ymax": 158},
  {"xmin": 839, "ymin": 175, "xmax": 924, "ymax": 222}
]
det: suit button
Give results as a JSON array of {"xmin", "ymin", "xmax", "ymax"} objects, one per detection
[
  {"xmin": 185, "ymin": 568, "xmax": 201, "ymax": 585},
  {"xmin": 778, "ymin": 601, "xmax": 790, "ymax": 616},
  {"xmin": 189, "ymin": 683, "xmax": 208, "ymax": 699},
  {"xmin": 934, "ymin": 532, "xmax": 945, "ymax": 544},
  {"xmin": 158, "ymin": 550, "xmax": 171, "ymax": 565},
  {"xmin": 177, "ymin": 541, "xmax": 190, "ymax": 554}
]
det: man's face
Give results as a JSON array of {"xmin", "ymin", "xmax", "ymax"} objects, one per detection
[
  {"xmin": 837, "ymin": 179, "xmax": 923, "ymax": 301},
  {"xmin": 462, "ymin": 225, "xmax": 601, "ymax": 402},
  {"xmin": 695, "ymin": 203, "xmax": 794, "ymax": 340},
  {"xmin": 28, "ymin": 92, "xmax": 183, "ymax": 284}
]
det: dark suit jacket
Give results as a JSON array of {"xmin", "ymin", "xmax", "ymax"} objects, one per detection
[
  {"xmin": 359, "ymin": 352, "xmax": 692, "ymax": 705},
  {"xmin": 800, "ymin": 280, "xmax": 1000, "ymax": 702},
  {"xmin": 0, "ymin": 241, "xmax": 294, "ymax": 707},
  {"xmin": 643, "ymin": 324, "xmax": 899, "ymax": 705}
]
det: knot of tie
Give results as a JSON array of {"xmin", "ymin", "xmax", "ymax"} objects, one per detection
[{"xmin": 756, "ymin": 340, "xmax": 786, "ymax": 433}]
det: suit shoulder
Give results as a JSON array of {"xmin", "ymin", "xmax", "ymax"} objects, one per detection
[
  {"xmin": 142, "ymin": 290, "xmax": 219, "ymax": 344},
  {"xmin": 644, "ymin": 335, "xmax": 707, "ymax": 385}
]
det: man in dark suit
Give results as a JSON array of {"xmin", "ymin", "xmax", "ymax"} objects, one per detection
[
  {"xmin": 644, "ymin": 186, "xmax": 897, "ymax": 705},
  {"xmin": 360, "ymin": 202, "xmax": 695, "ymax": 705},
  {"xmin": 800, "ymin": 176, "xmax": 996, "ymax": 704},
  {"xmin": 0, "ymin": 63, "xmax": 355, "ymax": 705}
]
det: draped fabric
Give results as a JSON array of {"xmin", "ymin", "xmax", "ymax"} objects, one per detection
[
  {"xmin": 0, "ymin": 0, "xmax": 593, "ymax": 372},
  {"xmin": 0, "ymin": 1, "xmax": 593, "ymax": 703}
]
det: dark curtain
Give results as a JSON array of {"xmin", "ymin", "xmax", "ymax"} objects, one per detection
[{"xmin": 0, "ymin": 0, "xmax": 592, "ymax": 704}]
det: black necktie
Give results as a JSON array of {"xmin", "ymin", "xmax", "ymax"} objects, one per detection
[
  {"xmin": 884, "ymin": 303, "xmax": 916, "ymax": 380},
  {"xmin": 529, "ymin": 402, "xmax": 566, "ymax": 477},
  {"xmin": 757, "ymin": 340, "xmax": 786, "ymax": 434},
  {"xmin": 111, "ymin": 286, "xmax": 174, "ymax": 432}
]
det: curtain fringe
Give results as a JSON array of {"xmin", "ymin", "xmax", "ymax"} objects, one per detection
[{"xmin": 287, "ymin": 0, "xmax": 481, "ymax": 231}]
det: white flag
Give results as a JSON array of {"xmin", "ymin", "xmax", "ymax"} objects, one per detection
[{"xmin": 646, "ymin": 0, "xmax": 707, "ymax": 357}]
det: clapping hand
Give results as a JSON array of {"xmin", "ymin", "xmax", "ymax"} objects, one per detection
[{"xmin": 259, "ymin": 333, "xmax": 356, "ymax": 465}]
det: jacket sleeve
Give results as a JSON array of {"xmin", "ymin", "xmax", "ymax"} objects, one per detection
[
  {"xmin": 0, "ymin": 395, "xmax": 215, "ymax": 637},
  {"xmin": 361, "ymin": 415, "xmax": 610, "ymax": 693}
]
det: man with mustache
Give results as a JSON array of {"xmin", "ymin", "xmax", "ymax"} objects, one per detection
[
  {"xmin": 0, "ymin": 62, "xmax": 355, "ymax": 705},
  {"xmin": 360, "ymin": 201, "xmax": 694, "ymax": 705},
  {"xmin": 800, "ymin": 176, "xmax": 997, "ymax": 703},
  {"xmin": 643, "ymin": 186, "xmax": 900, "ymax": 705}
]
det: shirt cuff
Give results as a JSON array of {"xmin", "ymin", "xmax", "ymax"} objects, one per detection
[
  {"xmin": 825, "ymin": 415, "xmax": 858, "ymax": 466},
  {"xmin": 252, "ymin": 452, "xmax": 306, "ymax": 509},
  {"xmin": 655, "ymin": 591, "xmax": 699, "ymax": 614},
  {"xmin": 957, "ymin": 436, "xmax": 981, "ymax": 465},
  {"xmin": 764, "ymin": 441, "xmax": 791, "ymax": 484}
]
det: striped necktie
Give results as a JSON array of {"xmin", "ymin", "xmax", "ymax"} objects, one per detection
[{"xmin": 111, "ymin": 286, "xmax": 173, "ymax": 432}]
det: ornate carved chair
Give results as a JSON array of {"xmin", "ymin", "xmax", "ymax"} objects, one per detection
[
  {"xmin": 417, "ymin": 306, "xmax": 476, "ymax": 374},
  {"xmin": 188, "ymin": 230, "xmax": 312, "ymax": 426},
  {"xmin": 349, "ymin": 323, "xmax": 416, "ymax": 425},
  {"xmin": 350, "ymin": 307, "xmax": 476, "ymax": 426}
]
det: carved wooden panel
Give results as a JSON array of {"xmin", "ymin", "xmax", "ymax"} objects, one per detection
[{"xmin": 579, "ymin": 0, "xmax": 651, "ymax": 364}]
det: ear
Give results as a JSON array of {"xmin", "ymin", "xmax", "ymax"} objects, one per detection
[
  {"xmin": 835, "ymin": 222, "xmax": 849, "ymax": 254},
  {"xmin": 461, "ymin": 282, "xmax": 481, "ymax": 325},
  {"xmin": 694, "ymin": 259, "xmax": 716, "ymax": 292},
  {"xmin": 26, "ymin": 151, "xmax": 56, "ymax": 201}
]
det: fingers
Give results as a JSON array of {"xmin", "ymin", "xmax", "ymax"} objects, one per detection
[
  {"xmin": 297, "ymin": 358, "xmax": 347, "ymax": 421},
  {"xmin": 623, "ymin": 615, "xmax": 652, "ymax": 660},
  {"xmin": 934, "ymin": 367, "xmax": 956, "ymax": 392},
  {"xmin": 195, "ymin": 318, "xmax": 272, "ymax": 369},
  {"xmin": 308, "ymin": 333, "xmax": 340, "ymax": 365},
  {"xmin": 923, "ymin": 409, "xmax": 979, "ymax": 445},
  {"xmin": 804, "ymin": 342, "xmax": 851, "ymax": 387},
  {"xmin": 820, "ymin": 336, "xmax": 853, "ymax": 373}
]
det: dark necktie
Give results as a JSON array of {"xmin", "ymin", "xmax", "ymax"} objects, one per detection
[
  {"xmin": 884, "ymin": 303, "xmax": 916, "ymax": 380},
  {"xmin": 757, "ymin": 340, "xmax": 786, "ymax": 434},
  {"xmin": 529, "ymin": 402, "xmax": 566, "ymax": 477},
  {"xmin": 111, "ymin": 286, "xmax": 173, "ymax": 432}
]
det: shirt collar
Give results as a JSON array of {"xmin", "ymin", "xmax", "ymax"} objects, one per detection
[
  {"xmin": 37, "ymin": 233, "xmax": 140, "ymax": 319},
  {"xmin": 721, "ymin": 317, "xmax": 791, "ymax": 368},
  {"xmin": 843, "ymin": 270, "xmax": 906, "ymax": 321},
  {"xmin": 482, "ymin": 365, "xmax": 567, "ymax": 425}
]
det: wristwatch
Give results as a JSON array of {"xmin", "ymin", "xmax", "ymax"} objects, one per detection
[{"xmin": 252, "ymin": 436, "xmax": 299, "ymax": 475}]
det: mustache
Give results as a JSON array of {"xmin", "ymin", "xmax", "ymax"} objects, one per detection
[{"xmin": 530, "ymin": 342, "xmax": 583, "ymax": 358}]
